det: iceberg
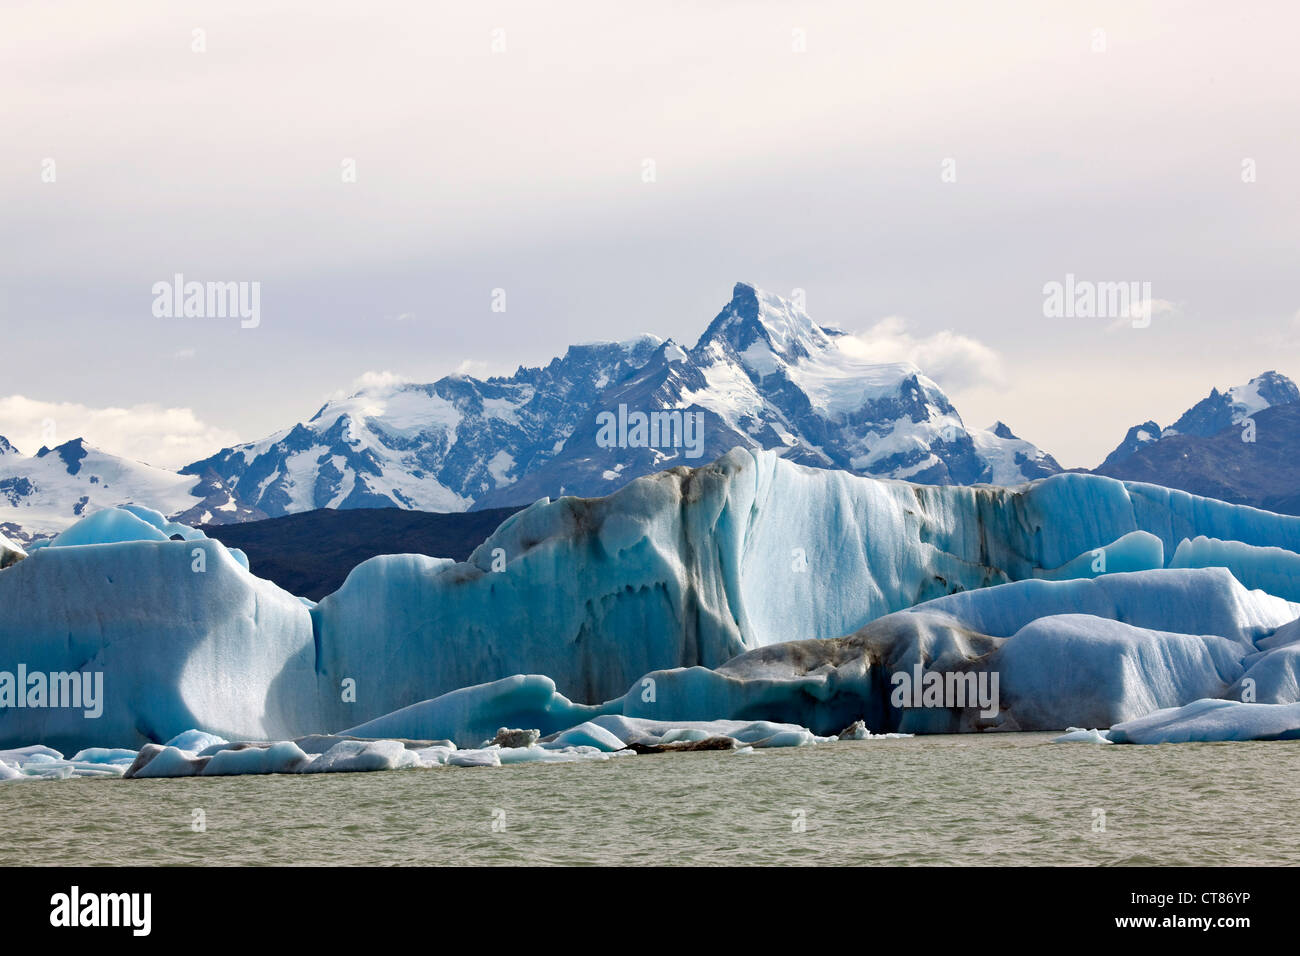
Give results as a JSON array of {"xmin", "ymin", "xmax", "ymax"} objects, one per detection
[
  {"xmin": 300, "ymin": 739, "xmax": 421, "ymax": 774},
  {"xmin": 1106, "ymin": 698, "xmax": 1300, "ymax": 744},
  {"xmin": 1170, "ymin": 535, "xmax": 1300, "ymax": 603},
  {"xmin": 0, "ymin": 532, "xmax": 319, "ymax": 751},
  {"xmin": 7, "ymin": 450, "xmax": 1300, "ymax": 752},
  {"xmin": 307, "ymin": 450, "xmax": 1300, "ymax": 725},
  {"xmin": 340, "ymin": 675, "xmax": 612, "ymax": 749},
  {"xmin": 1052, "ymin": 727, "xmax": 1114, "ymax": 744},
  {"xmin": 546, "ymin": 722, "xmax": 629, "ymax": 752},
  {"xmin": 203, "ymin": 741, "xmax": 314, "ymax": 776}
]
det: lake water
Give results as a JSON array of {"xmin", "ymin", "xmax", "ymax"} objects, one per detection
[{"xmin": 6, "ymin": 733, "xmax": 1297, "ymax": 866}]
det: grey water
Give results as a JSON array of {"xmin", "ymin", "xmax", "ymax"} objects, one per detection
[{"xmin": 6, "ymin": 733, "xmax": 1297, "ymax": 866}]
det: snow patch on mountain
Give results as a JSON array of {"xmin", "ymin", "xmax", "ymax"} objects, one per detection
[{"xmin": 0, "ymin": 437, "xmax": 256, "ymax": 545}]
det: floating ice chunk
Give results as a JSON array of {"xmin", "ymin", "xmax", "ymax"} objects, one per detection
[
  {"xmin": 342, "ymin": 674, "xmax": 609, "ymax": 749},
  {"xmin": 1107, "ymin": 698, "xmax": 1300, "ymax": 744},
  {"xmin": 838, "ymin": 720, "xmax": 871, "ymax": 740},
  {"xmin": 487, "ymin": 728, "xmax": 540, "ymax": 748},
  {"xmin": 836, "ymin": 720, "xmax": 914, "ymax": 740},
  {"xmin": 69, "ymin": 747, "xmax": 138, "ymax": 765},
  {"xmin": 280, "ymin": 734, "xmax": 357, "ymax": 756},
  {"xmin": 45, "ymin": 760, "xmax": 127, "ymax": 777},
  {"xmin": 0, "ymin": 744, "xmax": 62, "ymax": 763},
  {"xmin": 126, "ymin": 745, "xmax": 209, "ymax": 778},
  {"xmin": 164, "ymin": 730, "xmax": 229, "ymax": 753},
  {"xmin": 1052, "ymin": 727, "xmax": 1114, "ymax": 744},
  {"xmin": 546, "ymin": 721, "xmax": 629, "ymax": 752},
  {"xmin": 447, "ymin": 748, "xmax": 502, "ymax": 767},
  {"xmin": 413, "ymin": 745, "xmax": 457, "ymax": 766},
  {"xmin": 21, "ymin": 762, "xmax": 74, "ymax": 779},
  {"xmin": 657, "ymin": 728, "xmax": 713, "ymax": 745},
  {"xmin": 589, "ymin": 715, "xmax": 825, "ymax": 748},
  {"xmin": 748, "ymin": 729, "xmax": 820, "ymax": 748},
  {"xmin": 202, "ymin": 741, "xmax": 313, "ymax": 776},
  {"xmin": 498, "ymin": 745, "xmax": 613, "ymax": 764},
  {"xmin": 301, "ymin": 739, "xmax": 420, "ymax": 773}
]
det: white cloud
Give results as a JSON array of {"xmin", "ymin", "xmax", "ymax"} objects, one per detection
[
  {"xmin": 452, "ymin": 358, "xmax": 501, "ymax": 378},
  {"xmin": 326, "ymin": 370, "xmax": 410, "ymax": 401},
  {"xmin": 1104, "ymin": 298, "xmax": 1179, "ymax": 332},
  {"xmin": 837, "ymin": 316, "xmax": 1006, "ymax": 391},
  {"xmin": 0, "ymin": 396, "xmax": 240, "ymax": 469}
]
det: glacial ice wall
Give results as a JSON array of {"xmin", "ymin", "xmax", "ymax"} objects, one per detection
[
  {"xmin": 0, "ymin": 538, "xmax": 319, "ymax": 752},
  {"xmin": 311, "ymin": 448, "xmax": 1300, "ymax": 716}
]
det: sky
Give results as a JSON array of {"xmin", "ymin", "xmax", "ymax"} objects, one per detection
[{"xmin": 2, "ymin": 0, "xmax": 1298, "ymax": 470}]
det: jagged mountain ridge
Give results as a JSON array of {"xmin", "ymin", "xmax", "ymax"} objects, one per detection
[
  {"xmin": 1093, "ymin": 400, "xmax": 1300, "ymax": 515},
  {"xmin": 7, "ymin": 286, "xmax": 1298, "ymax": 541},
  {"xmin": 187, "ymin": 283, "xmax": 1063, "ymax": 517},
  {"xmin": 1099, "ymin": 370, "xmax": 1299, "ymax": 470},
  {"xmin": 182, "ymin": 336, "xmax": 665, "ymax": 516},
  {"xmin": 475, "ymin": 283, "xmax": 1062, "ymax": 506}
]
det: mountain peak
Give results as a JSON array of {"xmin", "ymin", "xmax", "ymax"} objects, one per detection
[
  {"xmin": 1099, "ymin": 370, "xmax": 1299, "ymax": 469},
  {"xmin": 697, "ymin": 282, "xmax": 834, "ymax": 372},
  {"xmin": 988, "ymin": 421, "xmax": 1017, "ymax": 440},
  {"xmin": 1231, "ymin": 370, "xmax": 1300, "ymax": 414}
]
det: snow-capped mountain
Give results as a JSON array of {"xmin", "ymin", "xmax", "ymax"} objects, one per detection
[
  {"xmin": 1092, "ymin": 371, "xmax": 1300, "ymax": 513},
  {"xmin": 182, "ymin": 337, "xmax": 664, "ymax": 517},
  {"xmin": 475, "ymin": 283, "xmax": 1060, "ymax": 505},
  {"xmin": 185, "ymin": 282, "xmax": 1059, "ymax": 519},
  {"xmin": 1098, "ymin": 370, "xmax": 1300, "ymax": 470},
  {"xmin": 0, "ymin": 283, "xmax": 1063, "ymax": 541},
  {"xmin": 0, "ymin": 437, "xmax": 258, "ymax": 545}
]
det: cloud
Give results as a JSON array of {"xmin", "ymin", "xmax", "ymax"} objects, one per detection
[
  {"xmin": 836, "ymin": 316, "xmax": 1006, "ymax": 391},
  {"xmin": 1104, "ymin": 298, "xmax": 1179, "ymax": 332},
  {"xmin": 452, "ymin": 358, "xmax": 502, "ymax": 378},
  {"xmin": 0, "ymin": 396, "xmax": 241, "ymax": 470},
  {"xmin": 326, "ymin": 370, "xmax": 410, "ymax": 401}
]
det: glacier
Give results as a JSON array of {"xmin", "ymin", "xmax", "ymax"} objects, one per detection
[{"xmin": 4, "ymin": 447, "xmax": 1300, "ymax": 762}]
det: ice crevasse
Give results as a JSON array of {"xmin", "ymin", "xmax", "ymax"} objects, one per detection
[{"xmin": 4, "ymin": 448, "xmax": 1300, "ymax": 751}]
